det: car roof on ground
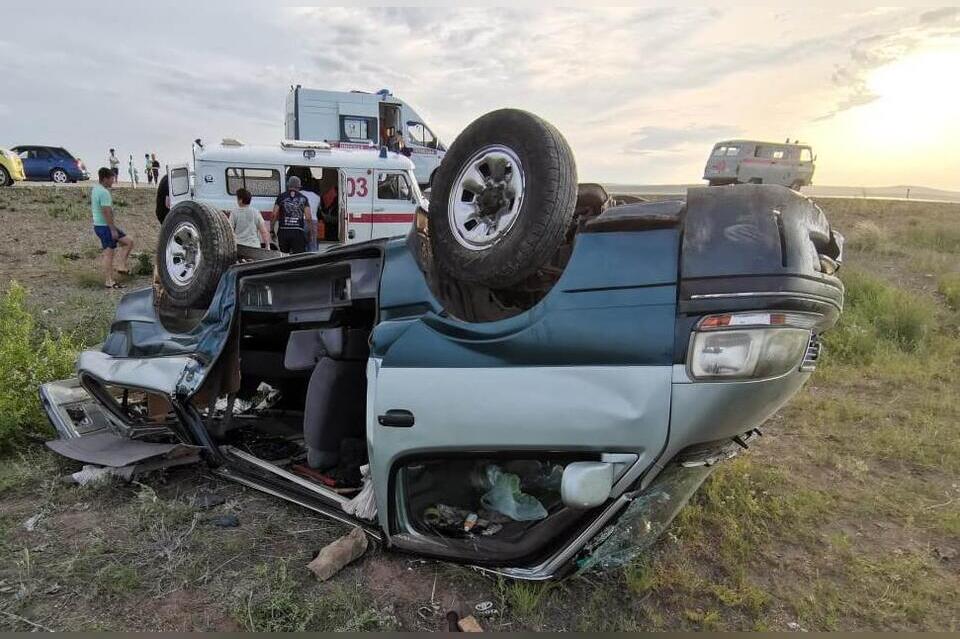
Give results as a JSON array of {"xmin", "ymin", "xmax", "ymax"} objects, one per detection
[{"xmin": 195, "ymin": 142, "xmax": 416, "ymax": 171}]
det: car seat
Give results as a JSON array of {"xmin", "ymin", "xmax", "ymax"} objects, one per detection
[{"xmin": 284, "ymin": 327, "xmax": 369, "ymax": 469}]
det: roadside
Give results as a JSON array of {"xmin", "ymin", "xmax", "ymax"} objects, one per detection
[{"xmin": 0, "ymin": 185, "xmax": 957, "ymax": 630}]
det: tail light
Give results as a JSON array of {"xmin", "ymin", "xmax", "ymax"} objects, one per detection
[{"xmin": 687, "ymin": 311, "xmax": 820, "ymax": 381}]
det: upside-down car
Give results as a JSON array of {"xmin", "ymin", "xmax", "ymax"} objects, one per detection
[{"xmin": 41, "ymin": 109, "xmax": 843, "ymax": 579}]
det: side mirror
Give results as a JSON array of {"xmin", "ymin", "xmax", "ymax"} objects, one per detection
[{"xmin": 561, "ymin": 462, "xmax": 614, "ymax": 509}]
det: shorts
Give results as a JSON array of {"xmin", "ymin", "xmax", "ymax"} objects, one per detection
[
  {"xmin": 94, "ymin": 225, "xmax": 126, "ymax": 250},
  {"xmin": 111, "ymin": 167, "xmax": 119, "ymax": 178},
  {"xmin": 277, "ymin": 228, "xmax": 307, "ymax": 254}
]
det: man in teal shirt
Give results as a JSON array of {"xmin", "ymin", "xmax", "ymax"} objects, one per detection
[{"xmin": 92, "ymin": 167, "xmax": 134, "ymax": 288}]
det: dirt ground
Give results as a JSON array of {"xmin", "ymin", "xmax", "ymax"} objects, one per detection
[{"xmin": 0, "ymin": 182, "xmax": 958, "ymax": 631}]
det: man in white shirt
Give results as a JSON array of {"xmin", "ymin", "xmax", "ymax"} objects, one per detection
[{"xmin": 230, "ymin": 188, "xmax": 269, "ymax": 249}]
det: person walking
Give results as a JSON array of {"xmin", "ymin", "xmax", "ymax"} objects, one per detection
[
  {"xmin": 144, "ymin": 153, "xmax": 153, "ymax": 185},
  {"xmin": 108, "ymin": 149, "xmax": 120, "ymax": 181},
  {"xmin": 230, "ymin": 188, "xmax": 270, "ymax": 249},
  {"xmin": 150, "ymin": 153, "xmax": 160, "ymax": 184},
  {"xmin": 271, "ymin": 175, "xmax": 314, "ymax": 254},
  {"xmin": 91, "ymin": 167, "xmax": 134, "ymax": 288}
]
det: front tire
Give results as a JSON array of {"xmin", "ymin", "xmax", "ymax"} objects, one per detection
[
  {"xmin": 0, "ymin": 166, "xmax": 10, "ymax": 187},
  {"xmin": 428, "ymin": 109, "xmax": 577, "ymax": 288},
  {"xmin": 156, "ymin": 201, "xmax": 237, "ymax": 309},
  {"xmin": 51, "ymin": 168, "xmax": 69, "ymax": 184}
]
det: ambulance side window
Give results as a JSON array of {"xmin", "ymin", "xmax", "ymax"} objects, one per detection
[
  {"xmin": 377, "ymin": 172, "xmax": 411, "ymax": 201},
  {"xmin": 226, "ymin": 167, "xmax": 281, "ymax": 197}
]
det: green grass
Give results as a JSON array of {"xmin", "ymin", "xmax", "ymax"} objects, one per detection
[
  {"xmin": 235, "ymin": 562, "xmax": 396, "ymax": 632},
  {"xmin": 938, "ymin": 273, "xmax": 960, "ymax": 310},
  {"xmin": 0, "ymin": 282, "xmax": 80, "ymax": 453},
  {"xmin": 824, "ymin": 269, "xmax": 936, "ymax": 365},
  {"xmin": 900, "ymin": 226, "xmax": 960, "ymax": 254}
]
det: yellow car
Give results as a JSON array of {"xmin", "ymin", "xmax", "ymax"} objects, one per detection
[{"xmin": 0, "ymin": 147, "xmax": 26, "ymax": 187}]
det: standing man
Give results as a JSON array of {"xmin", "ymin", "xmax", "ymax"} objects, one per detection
[
  {"xmin": 144, "ymin": 153, "xmax": 153, "ymax": 185},
  {"xmin": 271, "ymin": 175, "xmax": 314, "ymax": 254},
  {"xmin": 91, "ymin": 167, "xmax": 134, "ymax": 288},
  {"xmin": 108, "ymin": 149, "xmax": 120, "ymax": 182},
  {"xmin": 230, "ymin": 188, "xmax": 270, "ymax": 249},
  {"xmin": 127, "ymin": 155, "xmax": 138, "ymax": 188},
  {"xmin": 151, "ymin": 153, "xmax": 160, "ymax": 184}
]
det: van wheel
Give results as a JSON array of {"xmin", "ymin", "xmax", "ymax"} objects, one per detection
[
  {"xmin": 790, "ymin": 181, "xmax": 803, "ymax": 191},
  {"xmin": 428, "ymin": 109, "xmax": 577, "ymax": 288},
  {"xmin": 156, "ymin": 200, "xmax": 237, "ymax": 309}
]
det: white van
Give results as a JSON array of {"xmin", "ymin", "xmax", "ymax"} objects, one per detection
[
  {"xmin": 285, "ymin": 87, "xmax": 446, "ymax": 189},
  {"xmin": 167, "ymin": 138, "xmax": 423, "ymax": 248},
  {"xmin": 703, "ymin": 140, "xmax": 815, "ymax": 190}
]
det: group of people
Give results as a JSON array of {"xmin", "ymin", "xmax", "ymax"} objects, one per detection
[
  {"xmin": 108, "ymin": 149, "xmax": 161, "ymax": 187},
  {"xmin": 90, "ymin": 161, "xmax": 338, "ymax": 290}
]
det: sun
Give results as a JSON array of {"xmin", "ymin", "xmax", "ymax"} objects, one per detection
[{"xmin": 853, "ymin": 44, "xmax": 960, "ymax": 147}]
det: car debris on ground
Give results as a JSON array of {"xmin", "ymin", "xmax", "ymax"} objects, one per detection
[{"xmin": 306, "ymin": 526, "xmax": 368, "ymax": 581}]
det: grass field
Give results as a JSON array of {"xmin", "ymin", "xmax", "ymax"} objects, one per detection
[{"xmin": 0, "ymin": 183, "xmax": 957, "ymax": 631}]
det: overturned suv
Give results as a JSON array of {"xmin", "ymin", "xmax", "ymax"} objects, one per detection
[{"xmin": 41, "ymin": 109, "xmax": 843, "ymax": 578}]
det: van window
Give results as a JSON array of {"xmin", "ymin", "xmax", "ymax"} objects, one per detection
[
  {"xmin": 407, "ymin": 122, "xmax": 439, "ymax": 149},
  {"xmin": 340, "ymin": 116, "xmax": 377, "ymax": 143},
  {"xmin": 755, "ymin": 145, "xmax": 784, "ymax": 160},
  {"xmin": 800, "ymin": 148, "xmax": 813, "ymax": 162},
  {"xmin": 377, "ymin": 172, "xmax": 411, "ymax": 200},
  {"xmin": 226, "ymin": 167, "xmax": 281, "ymax": 197}
]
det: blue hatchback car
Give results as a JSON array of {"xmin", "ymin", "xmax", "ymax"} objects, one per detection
[{"xmin": 10, "ymin": 145, "xmax": 89, "ymax": 183}]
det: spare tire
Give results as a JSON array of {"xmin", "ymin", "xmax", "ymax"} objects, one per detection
[
  {"xmin": 428, "ymin": 109, "xmax": 577, "ymax": 288},
  {"xmin": 157, "ymin": 200, "xmax": 237, "ymax": 309}
]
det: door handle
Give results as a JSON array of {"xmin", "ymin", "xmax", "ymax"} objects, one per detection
[
  {"xmin": 347, "ymin": 229, "xmax": 356, "ymax": 239},
  {"xmin": 378, "ymin": 409, "xmax": 414, "ymax": 427},
  {"xmin": 373, "ymin": 207, "xmax": 385, "ymax": 212}
]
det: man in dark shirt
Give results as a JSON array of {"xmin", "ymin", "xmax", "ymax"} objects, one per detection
[
  {"xmin": 155, "ymin": 173, "xmax": 170, "ymax": 224},
  {"xmin": 271, "ymin": 175, "xmax": 315, "ymax": 254}
]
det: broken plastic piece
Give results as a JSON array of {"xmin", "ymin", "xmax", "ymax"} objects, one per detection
[
  {"xmin": 480, "ymin": 465, "xmax": 548, "ymax": 521},
  {"xmin": 306, "ymin": 526, "xmax": 368, "ymax": 581}
]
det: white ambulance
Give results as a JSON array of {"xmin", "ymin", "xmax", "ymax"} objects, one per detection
[
  {"xmin": 167, "ymin": 138, "xmax": 423, "ymax": 248},
  {"xmin": 284, "ymin": 86, "xmax": 446, "ymax": 188}
]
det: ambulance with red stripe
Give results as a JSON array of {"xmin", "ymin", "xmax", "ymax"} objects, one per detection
[
  {"xmin": 703, "ymin": 139, "xmax": 815, "ymax": 190},
  {"xmin": 167, "ymin": 138, "xmax": 423, "ymax": 249}
]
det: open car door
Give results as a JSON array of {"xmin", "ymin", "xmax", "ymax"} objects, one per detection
[{"xmin": 167, "ymin": 163, "xmax": 191, "ymax": 208}]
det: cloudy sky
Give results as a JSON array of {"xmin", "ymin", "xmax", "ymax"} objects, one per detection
[{"xmin": 2, "ymin": 4, "xmax": 959, "ymax": 189}]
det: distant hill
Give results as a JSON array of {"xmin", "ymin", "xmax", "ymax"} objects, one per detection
[{"xmin": 604, "ymin": 183, "xmax": 960, "ymax": 203}]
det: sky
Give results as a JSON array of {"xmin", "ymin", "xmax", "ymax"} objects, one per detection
[{"xmin": 2, "ymin": 4, "xmax": 959, "ymax": 190}]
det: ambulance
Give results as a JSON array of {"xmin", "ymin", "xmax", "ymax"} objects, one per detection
[
  {"xmin": 284, "ymin": 86, "xmax": 446, "ymax": 188},
  {"xmin": 166, "ymin": 137, "xmax": 423, "ymax": 248}
]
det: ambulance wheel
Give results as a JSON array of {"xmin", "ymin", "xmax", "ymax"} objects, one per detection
[
  {"xmin": 428, "ymin": 108, "xmax": 577, "ymax": 289},
  {"xmin": 157, "ymin": 200, "xmax": 237, "ymax": 309}
]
